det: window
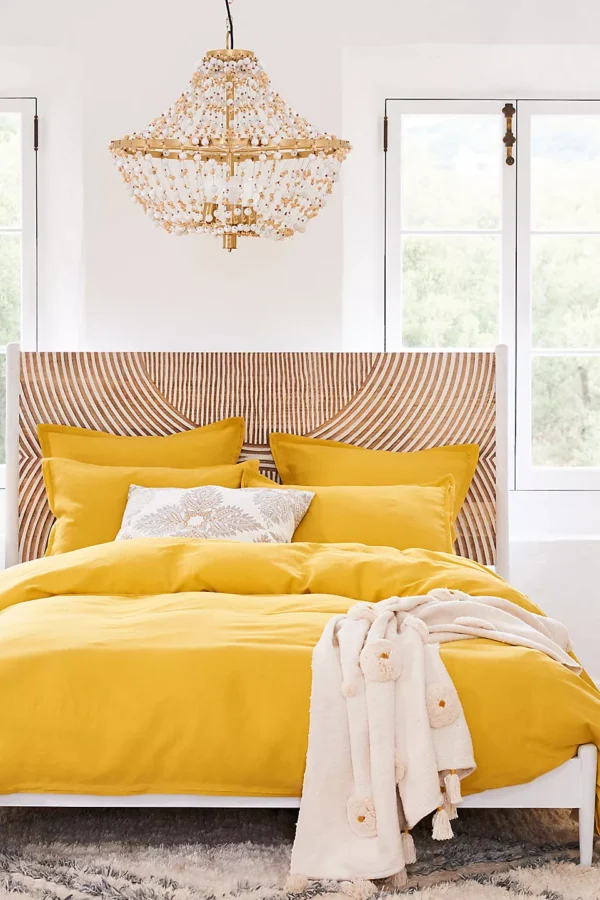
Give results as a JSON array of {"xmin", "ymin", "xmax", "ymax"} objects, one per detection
[
  {"xmin": 0, "ymin": 98, "xmax": 37, "ymax": 469},
  {"xmin": 385, "ymin": 100, "xmax": 515, "ymax": 353},
  {"xmin": 385, "ymin": 98, "xmax": 600, "ymax": 490},
  {"xmin": 516, "ymin": 101, "xmax": 600, "ymax": 489}
]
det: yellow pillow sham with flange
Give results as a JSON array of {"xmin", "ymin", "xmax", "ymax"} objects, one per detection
[
  {"xmin": 269, "ymin": 432, "xmax": 478, "ymax": 522},
  {"xmin": 43, "ymin": 457, "xmax": 259, "ymax": 556},
  {"xmin": 242, "ymin": 470, "xmax": 455, "ymax": 554},
  {"xmin": 38, "ymin": 418, "xmax": 245, "ymax": 468}
]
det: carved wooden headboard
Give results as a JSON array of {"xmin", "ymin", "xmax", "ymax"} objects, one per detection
[{"xmin": 7, "ymin": 349, "xmax": 505, "ymax": 568}]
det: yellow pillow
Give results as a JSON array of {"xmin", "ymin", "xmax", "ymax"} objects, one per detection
[
  {"xmin": 38, "ymin": 418, "xmax": 245, "ymax": 468},
  {"xmin": 43, "ymin": 458, "xmax": 259, "ymax": 555},
  {"xmin": 243, "ymin": 470, "xmax": 455, "ymax": 553},
  {"xmin": 270, "ymin": 433, "xmax": 478, "ymax": 521}
]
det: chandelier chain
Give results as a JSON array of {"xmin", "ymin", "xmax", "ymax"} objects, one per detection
[{"xmin": 225, "ymin": 0, "xmax": 234, "ymax": 49}]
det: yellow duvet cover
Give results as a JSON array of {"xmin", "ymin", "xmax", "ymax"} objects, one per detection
[{"xmin": 0, "ymin": 538, "xmax": 598, "ymax": 817}]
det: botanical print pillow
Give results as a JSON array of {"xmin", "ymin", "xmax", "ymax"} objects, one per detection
[{"xmin": 116, "ymin": 484, "xmax": 314, "ymax": 544}]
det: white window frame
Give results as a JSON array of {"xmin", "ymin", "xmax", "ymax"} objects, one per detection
[
  {"xmin": 0, "ymin": 97, "xmax": 38, "ymax": 488},
  {"xmin": 0, "ymin": 98, "xmax": 37, "ymax": 351},
  {"xmin": 385, "ymin": 97, "xmax": 600, "ymax": 492},
  {"xmin": 385, "ymin": 99, "xmax": 517, "ymax": 357},
  {"xmin": 515, "ymin": 99, "xmax": 600, "ymax": 491}
]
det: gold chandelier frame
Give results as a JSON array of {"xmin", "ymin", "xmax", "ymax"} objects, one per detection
[{"xmin": 109, "ymin": 22, "xmax": 350, "ymax": 250}]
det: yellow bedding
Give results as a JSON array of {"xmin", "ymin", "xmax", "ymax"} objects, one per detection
[{"xmin": 0, "ymin": 538, "xmax": 598, "ymax": 818}]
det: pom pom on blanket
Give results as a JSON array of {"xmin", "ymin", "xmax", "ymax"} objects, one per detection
[
  {"xmin": 347, "ymin": 603, "xmax": 377, "ymax": 623},
  {"xmin": 401, "ymin": 829, "xmax": 417, "ymax": 864},
  {"xmin": 347, "ymin": 796, "xmax": 377, "ymax": 836},
  {"xmin": 359, "ymin": 639, "xmax": 400, "ymax": 682},
  {"xmin": 340, "ymin": 879, "xmax": 378, "ymax": 898},
  {"xmin": 400, "ymin": 614, "xmax": 429, "ymax": 639},
  {"xmin": 432, "ymin": 807, "xmax": 454, "ymax": 840},
  {"xmin": 426, "ymin": 683, "xmax": 461, "ymax": 728},
  {"xmin": 284, "ymin": 874, "xmax": 309, "ymax": 894}
]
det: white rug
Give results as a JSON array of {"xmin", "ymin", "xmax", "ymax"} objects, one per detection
[{"xmin": 0, "ymin": 806, "xmax": 595, "ymax": 898}]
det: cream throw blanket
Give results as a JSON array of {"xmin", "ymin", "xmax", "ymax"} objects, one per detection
[{"xmin": 290, "ymin": 588, "xmax": 578, "ymax": 886}]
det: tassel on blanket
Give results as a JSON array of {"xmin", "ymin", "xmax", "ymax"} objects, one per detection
[
  {"xmin": 443, "ymin": 791, "xmax": 458, "ymax": 820},
  {"xmin": 444, "ymin": 770, "xmax": 462, "ymax": 805},
  {"xmin": 387, "ymin": 869, "xmax": 408, "ymax": 888},
  {"xmin": 401, "ymin": 829, "xmax": 417, "ymax": 864},
  {"xmin": 432, "ymin": 807, "xmax": 453, "ymax": 841}
]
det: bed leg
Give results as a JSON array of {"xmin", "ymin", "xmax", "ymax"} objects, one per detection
[{"xmin": 578, "ymin": 743, "xmax": 597, "ymax": 866}]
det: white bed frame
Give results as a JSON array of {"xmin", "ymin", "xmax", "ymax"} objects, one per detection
[{"xmin": 3, "ymin": 343, "xmax": 597, "ymax": 865}]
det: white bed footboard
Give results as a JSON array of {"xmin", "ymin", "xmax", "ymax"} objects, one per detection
[
  {"xmin": 0, "ymin": 746, "xmax": 594, "ymax": 863},
  {"xmin": 461, "ymin": 744, "xmax": 597, "ymax": 865}
]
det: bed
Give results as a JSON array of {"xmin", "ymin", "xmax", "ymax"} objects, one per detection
[{"xmin": 2, "ymin": 343, "xmax": 598, "ymax": 866}]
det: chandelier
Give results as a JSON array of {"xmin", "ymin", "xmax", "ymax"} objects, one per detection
[{"xmin": 109, "ymin": 0, "xmax": 351, "ymax": 250}]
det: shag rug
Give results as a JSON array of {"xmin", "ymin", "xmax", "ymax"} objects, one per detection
[{"xmin": 0, "ymin": 806, "xmax": 596, "ymax": 899}]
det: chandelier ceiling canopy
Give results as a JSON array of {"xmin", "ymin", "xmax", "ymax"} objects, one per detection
[{"xmin": 109, "ymin": 0, "xmax": 351, "ymax": 250}]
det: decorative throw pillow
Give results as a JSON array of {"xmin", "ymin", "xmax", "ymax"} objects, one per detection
[{"xmin": 116, "ymin": 484, "xmax": 315, "ymax": 544}]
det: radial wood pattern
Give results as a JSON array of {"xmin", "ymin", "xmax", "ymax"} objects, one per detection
[{"xmin": 18, "ymin": 351, "xmax": 497, "ymax": 564}]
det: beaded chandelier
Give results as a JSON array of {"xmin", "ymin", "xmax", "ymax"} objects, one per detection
[{"xmin": 109, "ymin": 0, "xmax": 351, "ymax": 250}]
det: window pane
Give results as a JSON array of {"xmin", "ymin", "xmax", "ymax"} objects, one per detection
[
  {"xmin": 0, "ymin": 113, "xmax": 21, "ymax": 228},
  {"xmin": 401, "ymin": 115, "xmax": 502, "ymax": 230},
  {"xmin": 531, "ymin": 115, "xmax": 600, "ymax": 231},
  {"xmin": 0, "ymin": 354, "xmax": 6, "ymax": 465},
  {"xmin": 402, "ymin": 235, "xmax": 499, "ymax": 348},
  {"xmin": 0, "ymin": 233, "xmax": 21, "ymax": 344},
  {"xmin": 533, "ymin": 236, "xmax": 600, "ymax": 348},
  {"xmin": 532, "ymin": 356, "xmax": 600, "ymax": 466}
]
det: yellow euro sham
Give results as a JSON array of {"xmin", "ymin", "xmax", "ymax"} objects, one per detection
[
  {"xmin": 0, "ymin": 538, "xmax": 599, "ymax": 824},
  {"xmin": 270, "ymin": 432, "xmax": 478, "ymax": 520},
  {"xmin": 243, "ymin": 470, "xmax": 455, "ymax": 553},
  {"xmin": 43, "ymin": 457, "xmax": 259, "ymax": 555},
  {"xmin": 38, "ymin": 418, "xmax": 245, "ymax": 468}
]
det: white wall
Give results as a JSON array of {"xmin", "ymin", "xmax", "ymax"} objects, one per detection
[
  {"xmin": 511, "ymin": 540, "xmax": 600, "ymax": 683},
  {"xmin": 0, "ymin": 48, "xmax": 84, "ymax": 347},
  {"xmin": 1, "ymin": 1, "xmax": 600, "ymax": 670},
  {"xmin": 7, "ymin": 0, "xmax": 600, "ymax": 352}
]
